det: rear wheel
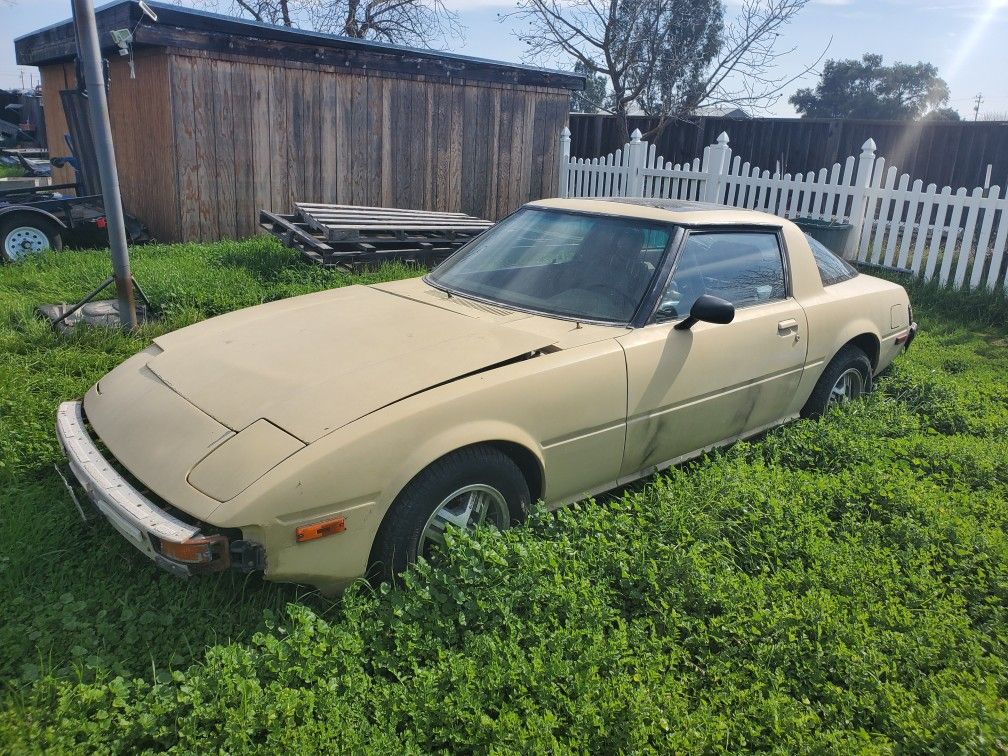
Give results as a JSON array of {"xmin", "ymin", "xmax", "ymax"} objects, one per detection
[
  {"xmin": 371, "ymin": 446, "xmax": 530, "ymax": 582},
  {"xmin": 0, "ymin": 215, "xmax": 63, "ymax": 263},
  {"xmin": 801, "ymin": 345, "xmax": 872, "ymax": 418}
]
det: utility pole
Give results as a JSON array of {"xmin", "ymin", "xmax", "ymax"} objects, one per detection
[
  {"xmin": 973, "ymin": 93, "xmax": 984, "ymax": 121},
  {"xmin": 71, "ymin": 0, "xmax": 137, "ymax": 329}
]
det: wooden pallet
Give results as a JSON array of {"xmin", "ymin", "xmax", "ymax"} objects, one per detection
[
  {"xmin": 260, "ymin": 203, "xmax": 491, "ymax": 269},
  {"xmin": 294, "ymin": 203, "xmax": 493, "ymax": 243}
]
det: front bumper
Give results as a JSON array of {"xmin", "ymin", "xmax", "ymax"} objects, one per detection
[{"xmin": 55, "ymin": 401, "xmax": 231, "ymax": 576}]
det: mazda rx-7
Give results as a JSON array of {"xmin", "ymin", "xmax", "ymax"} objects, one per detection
[{"xmin": 57, "ymin": 199, "xmax": 916, "ymax": 592}]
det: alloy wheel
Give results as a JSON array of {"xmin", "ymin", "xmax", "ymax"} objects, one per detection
[
  {"xmin": 828, "ymin": 367, "xmax": 865, "ymax": 407},
  {"xmin": 418, "ymin": 483, "xmax": 509, "ymax": 559}
]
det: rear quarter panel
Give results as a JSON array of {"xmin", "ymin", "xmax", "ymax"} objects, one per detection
[{"xmin": 781, "ymin": 224, "xmax": 911, "ymax": 413}]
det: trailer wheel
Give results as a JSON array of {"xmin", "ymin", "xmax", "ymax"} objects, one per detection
[{"xmin": 0, "ymin": 215, "xmax": 63, "ymax": 263}]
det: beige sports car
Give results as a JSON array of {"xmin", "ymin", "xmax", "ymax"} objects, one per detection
[{"xmin": 57, "ymin": 199, "xmax": 916, "ymax": 593}]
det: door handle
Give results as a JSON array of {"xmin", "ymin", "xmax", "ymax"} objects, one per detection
[{"xmin": 777, "ymin": 319, "xmax": 799, "ymax": 335}]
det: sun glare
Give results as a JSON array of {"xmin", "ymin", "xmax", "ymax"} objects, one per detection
[
  {"xmin": 943, "ymin": 0, "xmax": 1007, "ymax": 83},
  {"xmin": 887, "ymin": 0, "xmax": 1006, "ymax": 175}
]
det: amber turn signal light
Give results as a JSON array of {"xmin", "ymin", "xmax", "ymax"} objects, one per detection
[
  {"xmin": 296, "ymin": 516, "xmax": 346, "ymax": 543},
  {"xmin": 159, "ymin": 535, "xmax": 227, "ymax": 564}
]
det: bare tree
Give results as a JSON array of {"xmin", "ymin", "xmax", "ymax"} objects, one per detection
[
  {"xmin": 188, "ymin": 0, "xmax": 461, "ymax": 48},
  {"xmin": 307, "ymin": 0, "xmax": 461, "ymax": 46},
  {"xmin": 509, "ymin": 0, "xmax": 818, "ymax": 141},
  {"xmin": 179, "ymin": 0, "xmax": 302, "ymax": 26},
  {"xmin": 232, "ymin": 0, "xmax": 295, "ymax": 26}
]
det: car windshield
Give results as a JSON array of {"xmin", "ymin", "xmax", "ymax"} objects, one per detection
[{"xmin": 427, "ymin": 208, "xmax": 674, "ymax": 323}]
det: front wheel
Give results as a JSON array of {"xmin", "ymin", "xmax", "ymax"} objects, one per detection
[
  {"xmin": 801, "ymin": 344, "xmax": 873, "ymax": 418},
  {"xmin": 0, "ymin": 215, "xmax": 63, "ymax": 263},
  {"xmin": 370, "ymin": 446, "xmax": 531, "ymax": 582}
]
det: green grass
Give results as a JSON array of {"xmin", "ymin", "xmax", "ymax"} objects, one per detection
[
  {"xmin": 0, "ymin": 238, "xmax": 1006, "ymax": 751},
  {"xmin": 0, "ymin": 165, "xmax": 24, "ymax": 179},
  {"xmin": 0, "ymin": 238, "xmax": 417, "ymax": 684}
]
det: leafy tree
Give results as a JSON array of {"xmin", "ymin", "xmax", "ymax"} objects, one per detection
[
  {"xmin": 790, "ymin": 54, "xmax": 950, "ymax": 120},
  {"xmin": 510, "ymin": 0, "xmax": 814, "ymax": 141},
  {"xmin": 923, "ymin": 107, "xmax": 961, "ymax": 122},
  {"xmin": 570, "ymin": 60, "xmax": 609, "ymax": 113}
]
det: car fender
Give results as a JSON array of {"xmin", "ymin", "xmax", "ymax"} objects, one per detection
[
  {"xmin": 825, "ymin": 317, "xmax": 882, "ymax": 367},
  {"xmin": 220, "ymin": 414, "xmax": 546, "ymax": 594},
  {"xmin": 212, "ymin": 338, "xmax": 626, "ymax": 531},
  {"xmin": 210, "ymin": 340, "xmax": 627, "ymax": 592},
  {"xmin": 383, "ymin": 419, "xmax": 546, "ymax": 511},
  {"xmin": 0, "ymin": 204, "xmax": 67, "ymax": 229},
  {"xmin": 216, "ymin": 413, "xmax": 545, "ymax": 534}
]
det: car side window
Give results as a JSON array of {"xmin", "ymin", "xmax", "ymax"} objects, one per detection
[
  {"xmin": 805, "ymin": 233, "xmax": 858, "ymax": 286},
  {"xmin": 654, "ymin": 231, "xmax": 786, "ymax": 322}
]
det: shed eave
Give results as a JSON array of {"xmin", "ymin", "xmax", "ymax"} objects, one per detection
[{"xmin": 15, "ymin": 0, "xmax": 586, "ymax": 91}]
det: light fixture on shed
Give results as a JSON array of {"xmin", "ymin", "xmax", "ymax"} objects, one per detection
[
  {"xmin": 109, "ymin": 29, "xmax": 135, "ymax": 77},
  {"xmin": 109, "ymin": 0, "xmax": 158, "ymax": 79},
  {"xmin": 138, "ymin": 1, "xmax": 158, "ymax": 21}
]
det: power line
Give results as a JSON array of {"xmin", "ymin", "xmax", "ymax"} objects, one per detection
[{"xmin": 973, "ymin": 92, "xmax": 984, "ymax": 121}]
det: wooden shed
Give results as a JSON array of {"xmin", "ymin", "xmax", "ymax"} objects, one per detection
[{"xmin": 15, "ymin": 1, "xmax": 582, "ymax": 242}]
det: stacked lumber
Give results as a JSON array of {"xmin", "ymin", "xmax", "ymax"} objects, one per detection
[{"xmin": 260, "ymin": 203, "xmax": 493, "ymax": 269}]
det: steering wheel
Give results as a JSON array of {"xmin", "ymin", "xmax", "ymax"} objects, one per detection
[
  {"xmin": 582, "ymin": 283, "xmax": 637, "ymax": 316},
  {"xmin": 658, "ymin": 276, "xmax": 702, "ymax": 319}
]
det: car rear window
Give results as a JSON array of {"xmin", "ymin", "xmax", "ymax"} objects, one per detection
[{"xmin": 806, "ymin": 234, "xmax": 858, "ymax": 286}]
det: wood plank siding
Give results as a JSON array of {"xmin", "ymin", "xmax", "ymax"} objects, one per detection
[
  {"xmin": 24, "ymin": 3, "xmax": 579, "ymax": 243},
  {"xmin": 37, "ymin": 48, "xmax": 570, "ymax": 242},
  {"xmin": 39, "ymin": 50, "xmax": 178, "ymax": 240}
]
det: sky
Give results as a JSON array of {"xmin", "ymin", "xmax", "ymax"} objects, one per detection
[{"xmin": 1, "ymin": 0, "xmax": 1006, "ymax": 118}]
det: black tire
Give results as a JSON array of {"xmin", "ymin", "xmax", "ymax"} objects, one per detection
[
  {"xmin": 0, "ymin": 214, "xmax": 63, "ymax": 264},
  {"xmin": 801, "ymin": 344, "xmax": 873, "ymax": 418},
  {"xmin": 370, "ymin": 446, "xmax": 531, "ymax": 582}
]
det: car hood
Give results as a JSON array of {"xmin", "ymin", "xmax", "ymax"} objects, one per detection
[{"xmin": 145, "ymin": 283, "xmax": 554, "ymax": 442}]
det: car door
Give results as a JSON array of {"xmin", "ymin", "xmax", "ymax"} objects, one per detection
[{"xmin": 617, "ymin": 228, "xmax": 808, "ymax": 478}]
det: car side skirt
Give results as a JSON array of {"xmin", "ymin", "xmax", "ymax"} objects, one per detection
[{"xmin": 547, "ymin": 413, "xmax": 800, "ymax": 510}]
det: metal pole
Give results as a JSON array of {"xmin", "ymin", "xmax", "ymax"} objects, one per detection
[{"xmin": 71, "ymin": 0, "xmax": 137, "ymax": 330}]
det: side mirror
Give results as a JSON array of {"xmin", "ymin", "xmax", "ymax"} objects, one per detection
[{"xmin": 674, "ymin": 294, "xmax": 735, "ymax": 331}]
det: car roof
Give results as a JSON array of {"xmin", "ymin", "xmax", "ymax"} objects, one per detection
[{"xmin": 527, "ymin": 198, "xmax": 787, "ymax": 227}]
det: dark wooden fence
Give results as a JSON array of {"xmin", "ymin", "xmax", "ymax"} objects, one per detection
[{"xmin": 568, "ymin": 115, "xmax": 1008, "ymax": 191}]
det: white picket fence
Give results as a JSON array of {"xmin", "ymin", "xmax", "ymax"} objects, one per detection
[{"xmin": 557, "ymin": 128, "xmax": 1008, "ymax": 293}]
